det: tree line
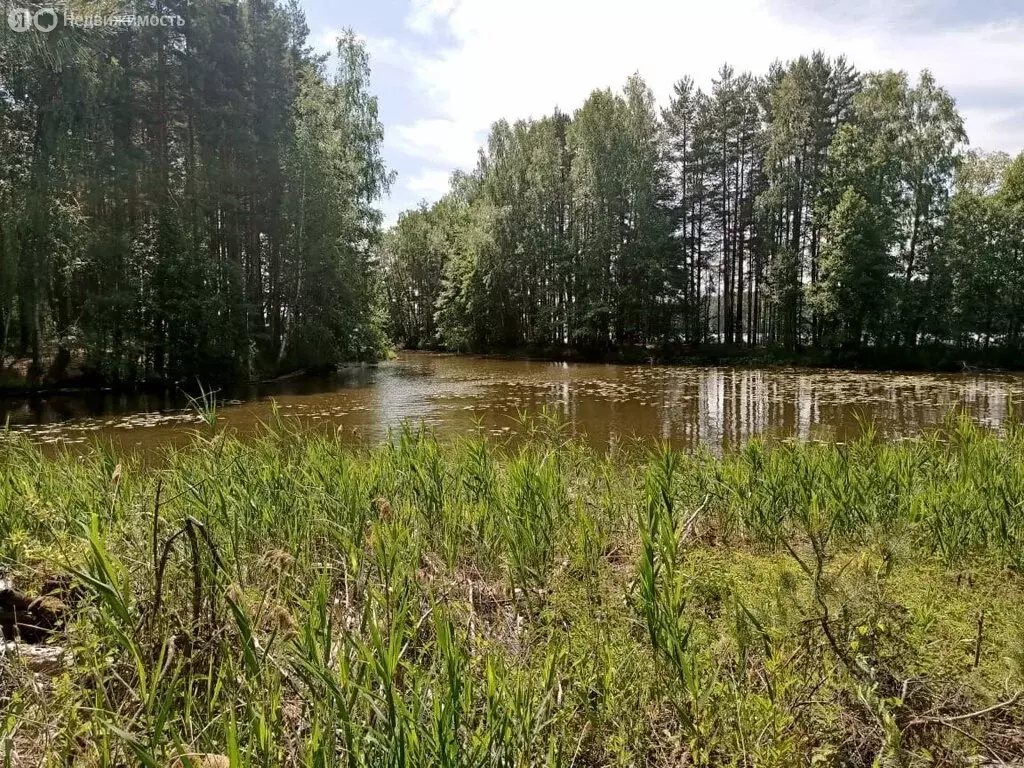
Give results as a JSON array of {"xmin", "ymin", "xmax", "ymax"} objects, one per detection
[
  {"xmin": 382, "ymin": 55, "xmax": 1024, "ymax": 364},
  {"xmin": 1, "ymin": 1, "xmax": 389, "ymax": 386}
]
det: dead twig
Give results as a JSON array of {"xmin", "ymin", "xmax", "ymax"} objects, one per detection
[{"xmin": 904, "ymin": 692, "xmax": 1022, "ymax": 729}]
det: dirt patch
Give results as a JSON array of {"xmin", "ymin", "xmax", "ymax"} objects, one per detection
[{"xmin": 0, "ymin": 574, "xmax": 80, "ymax": 644}]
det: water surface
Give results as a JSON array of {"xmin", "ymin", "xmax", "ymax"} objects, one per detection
[{"xmin": 2, "ymin": 352, "xmax": 1022, "ymax": 454}]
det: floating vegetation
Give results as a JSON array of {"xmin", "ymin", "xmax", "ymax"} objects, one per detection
[{"xmin": 4, "ymin": 355, "xmax": 1024, "ymax": 458}]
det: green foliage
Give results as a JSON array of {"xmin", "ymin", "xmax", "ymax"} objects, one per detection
[
  {"xmin": 811, "ymin": 188, "xmax": 893, "ymax": 347},
  {"xmin": 384, "ymin": 55, "xmax": 1024, "ymax": 365},
  {"xmin": 382, "ymin": 76, "xmax": 674, "ymax": 353},
  {"xmin": 3, "ymin": 417, "xmax": 1024, "ymax": 765},
  {"xmin": 0, "ymin": 4, "xmax": 388, "ymax": 385},
  {"xmin": 940, "ymin": 151, "xmax": 1024, "ymax": 349}
]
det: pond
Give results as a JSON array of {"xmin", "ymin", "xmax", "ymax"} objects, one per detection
[{"xmin": 2, "ymin": 352, "xmax": 1022, "ymax": 454}]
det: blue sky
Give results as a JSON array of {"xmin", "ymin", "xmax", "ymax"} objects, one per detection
[{"xmin": 301, "ymin": 0, "xmax": 1024, "ymax": 225}]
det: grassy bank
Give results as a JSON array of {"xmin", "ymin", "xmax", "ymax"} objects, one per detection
[{"xmin": 2, "ymin": 416, "xmax": 1024, "ymax": 766}]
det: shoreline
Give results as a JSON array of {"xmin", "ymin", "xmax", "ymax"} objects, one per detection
[
  {"xmin": 399, "ymin": 343, "xmax": 1020, "ymax": 376},
  {"xmin": 0, "ymin": 361, "xmax": 381, "ymax": 401},
  {"xmin": 2, "ymin": 344, "xmax": 1018, "ymax": 402}
]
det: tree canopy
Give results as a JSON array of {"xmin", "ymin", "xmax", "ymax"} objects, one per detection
[
  {"xmin": 382, "ymin": 55, "xmax": 1024, "ymax": 366},
  {"xmin": 3, "ymin": 17, "xmax": 1022, "ymax": 384},
  {"xmin": 0, "ymin": 1, "xmax": 390, "ymax": 385}
]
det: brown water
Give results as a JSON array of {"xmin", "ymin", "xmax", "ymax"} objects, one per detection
[{"xmin": 2, "ymin": 352, "xmax": 1022, "ymax": 454}]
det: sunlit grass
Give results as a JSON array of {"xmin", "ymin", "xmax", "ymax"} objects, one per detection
[{"xmin": 2, "ymin": 413, "xmax": 1023, "ymax": 766}]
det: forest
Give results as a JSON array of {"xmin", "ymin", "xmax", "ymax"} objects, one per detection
[
  {"xmin": 0, "ymin": 0, "xmax": 390, "ymax": 388},
  {"xmin": 382, "ymin": 58, "xmax": 1024, "ymax": 367},
  {"xmin": 3, "ymin": 3, "xmax": 1024, "ymax": 391}
]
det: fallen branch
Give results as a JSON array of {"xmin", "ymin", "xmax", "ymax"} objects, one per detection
[{"xmin": 904, "ymin": 692, "xmax": 1022, "ymax": 729}]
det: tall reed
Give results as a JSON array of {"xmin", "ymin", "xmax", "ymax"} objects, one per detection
[{"xmin": 2, "ymin": 414, "xmax": 1023, "ymax": 766}]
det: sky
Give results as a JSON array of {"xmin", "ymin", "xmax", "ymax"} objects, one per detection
[{"xmin": 300, "ymin": 0, "xmax": 1024, "ymax": 225}]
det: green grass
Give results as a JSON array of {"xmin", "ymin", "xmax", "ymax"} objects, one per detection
[{"xmin": 2, "ymin": 413, "xmax": 1024, "ymax": 766}]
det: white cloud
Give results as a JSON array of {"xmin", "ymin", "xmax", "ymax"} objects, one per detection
[
  {"xmin": 407, "ymin": 0, "xmax": 459, "ymax": 34},
  {"xmin": 389, "ymin": 118, "xmax": 482, "ymax": 168},
  {"xmin": 383, "ymin": 0, "xmax": 1024, "ymax": 211},
  {"xmin": 406, "ymin": 169, "xmax": 454, "ymax": 198},
  {"xmin": 960, "ymin": 106, "xmax": 1024, "ymax": 154},
  {"xmin": 311, "ymin": 27, "xmax": 342, "ymax": 59},
  {"xmin": 312, "ymin": 30, "xmax": 405, "ymax": 70}
]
